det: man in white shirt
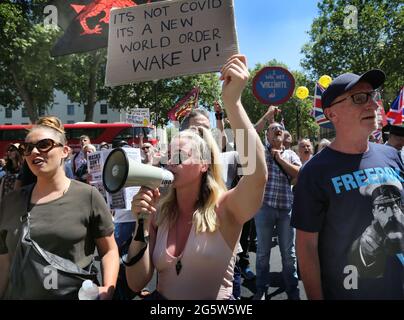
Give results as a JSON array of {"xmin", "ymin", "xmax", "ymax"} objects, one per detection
[{"xmin": 73, "ymin": 135, "xmax": 91, "ymax": 176}]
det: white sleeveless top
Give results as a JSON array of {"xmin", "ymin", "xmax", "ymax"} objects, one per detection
[{"xmin": 153, "ymin": 222, "xmax": 236, "ymax": 300}]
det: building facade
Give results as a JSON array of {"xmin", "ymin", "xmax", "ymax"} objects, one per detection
[{"xmin": 0, "ymin": 90, "xmax": 125, "ymax": 124}]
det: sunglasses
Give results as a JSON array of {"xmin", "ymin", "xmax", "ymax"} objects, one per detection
[
  {"xmin": 168, "ymin": 151, "xmax": 192, "ymax": 165},
  {"xmin": 329, "ymin": 90, "xmax": 381, "ymax": 107},
  {"xmin": 270, "ymin": 125, "xmax": 285, "ymax": 132},
  {"xmin": 19, "ymin": 138, "xmax": 64, "ymax": 156},
  {"xmin": 141, "ymin": 146, "xmax": 150, "ymax": 150}
]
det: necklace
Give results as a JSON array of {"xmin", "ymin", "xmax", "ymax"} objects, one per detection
[
  {"xmin": 175, "ymin": 259, "xmax": 182, "ymax": 275},
  {"xmin": 174, "ymin": 221, "xmax": 184, "ymax": 276}
]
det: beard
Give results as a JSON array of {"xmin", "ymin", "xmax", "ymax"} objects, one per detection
[{"xmin": 383, "ymin": 217, "xmax": 404, "ymax": 255}]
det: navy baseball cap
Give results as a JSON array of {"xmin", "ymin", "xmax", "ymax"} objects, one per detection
[
  {"xmin": 387, "ymin": 124, "xmax": 404, "ymax": 137},
  {"xmin": 321, "ymin": 69, "xmax": 385, "ymax": 109}
]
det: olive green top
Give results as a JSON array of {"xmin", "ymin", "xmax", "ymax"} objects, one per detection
[{"xmin": 0, "ymin": 180, "xmax": 114, "ymax": 268}]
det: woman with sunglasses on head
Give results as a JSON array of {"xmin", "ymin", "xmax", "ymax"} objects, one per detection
[
  {"xmin": 0, "ymin": 143, "xmax": 23, "ymax": 202},
  {"xmin": 124, "ymin": 54, "xmax": 268, "ymax": 300},
  {"xmin": 0, "ymin": 116, "xmax": 119, "ymax": 299}
]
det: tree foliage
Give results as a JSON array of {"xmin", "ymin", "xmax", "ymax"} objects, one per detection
[
  {"xmin": 301, "ymin": 0, "xmax": 404, "ymax": 105},
  {"xmin": 0, "ymin": 0, "xmax": 62, "ymax": 123},
  {"xmin": 0, "ymin": 1, "xmax": 221, "ymax": 124},
  {"xmin": 56, "ymin": 49, "xmax": 106, "ymax": 122},
  {"xmin": 99, "ymin": 72, "xmax": 222, "ymax": 126}
]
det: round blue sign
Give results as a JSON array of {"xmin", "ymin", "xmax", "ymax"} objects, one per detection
[{"xmin": 252, "ymin": 67, "xmax": 295, "ymax": 105}]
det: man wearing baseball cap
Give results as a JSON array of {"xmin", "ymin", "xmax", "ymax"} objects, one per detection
[
  {"xmin": 385, "ymin": 124, "xmax": 404, "ymax": 162},
  {"xmin": 291, "ymin": 69, "xmax": 404, "ymax": 299}
]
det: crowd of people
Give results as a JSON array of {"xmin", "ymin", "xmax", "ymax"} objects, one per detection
[{"xmin": 0, "ymin": 54, "xmax": 403, "ymax": 300}]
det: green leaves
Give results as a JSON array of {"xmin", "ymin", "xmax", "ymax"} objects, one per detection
[
  {"xmin": 302, "ymin": 0, "xmax": 403, "ymax": 106},
  {"xmin": 0, "ymin": 1, "xmax": 61, "ymax": 121},
  {"xmin": 99, "ymin": 73, "xmax": 221, "ymax": 126}
]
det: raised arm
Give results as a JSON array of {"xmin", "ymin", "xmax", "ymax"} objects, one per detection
[
  {"xmin": 254, "ymin": 105, "xmax": 279, "ymax": 133},
  {"xmin": 220, "ymin": 54, "xmax": 268, "ymax": 226},
  {"xmin": 214, "ymin": 102, "xmax": 229, "ymax": 152}
]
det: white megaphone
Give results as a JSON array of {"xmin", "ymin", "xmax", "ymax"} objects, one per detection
[{"xmin": 102, "ymin": 148, "xmax": 174, "ymax": 193}]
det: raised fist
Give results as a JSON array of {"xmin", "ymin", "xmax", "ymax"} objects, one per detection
[{"xmin": 359, "ymin": 222, "xmax": 385, "ymax": 264}]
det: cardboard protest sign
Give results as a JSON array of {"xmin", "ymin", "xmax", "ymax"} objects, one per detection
[
  {"xmin": 126, "ymin": 108, "xmax": 150, "ymax": 126},
  {"xmin": 105, "ymin": 0, "xmax": 239, "ymax": 86},
  {"xmin": 87, "ymin": 148, "xmax": 141, "ymax": 213},
  {"xmin": 90, "ymin": 180, "xmax": 109, "ymax": 205},
  {"xmin": 112, "ymin": 184, "xmax": 140, "ymax": 223},
  {"xmin": 87, "ymin": 149, "xmax": 112, "ymax": 182},
  {"xmin": 109, "ymin": 190, "xmax": 127, "ymax": 209}
]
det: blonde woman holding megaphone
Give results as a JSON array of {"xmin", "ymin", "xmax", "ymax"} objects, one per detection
[{"xmin": 125, "ymin": 54, "xmax": 268, "ymax": 300}]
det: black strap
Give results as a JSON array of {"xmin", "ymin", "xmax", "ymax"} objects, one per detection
[
  {"xmin": 122, "ymin": 219, "xmax": 150, "ymax": 267},
  {"xmin": 121, "ymin": 244, "xmax": 148, "ymax": 267},
  {"xmin": 23, "ymin": 183, "xmax": 95, "ymax": 274},
  {"xmin": 133, "ymin": 219, "xmax": 146, "ymax": 242}
]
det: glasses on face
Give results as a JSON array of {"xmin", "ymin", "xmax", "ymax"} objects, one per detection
[
  {"xmin": 168, "ymin": 150, "xmax": 192, "ymax": 165},
  {"xmin": 141, "ymin": 146, "xmax": 150, "ymax": 151},
  {"xmin": 270, "ymin": 125, "xmax": 285, "ymax": 132},
  {"xmin": 329, "ymin": 90, "xmax": 381, "ymax": 107},
  {"xmin": 7, "ymin": 147, "xmax": 18, "ymax": 153},
  {"xmin": 19, "ymin": 138, "xmax": 64, "ymax": 156}
]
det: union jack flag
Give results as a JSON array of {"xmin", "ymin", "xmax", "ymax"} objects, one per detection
[
  {"xmin": 371, "ymin": 129, "xmax": 383, "ymax": 143},
  {"xmin": 311, "ymin": 82, "xmax": 333, "ymax": 129},
  {"xmin": 386, "ymin": 87, "xmax": 404, "ymax": 125},
  {"xmin": 371, "ymin": 93, "xmax": 387, "ymax": 139}
]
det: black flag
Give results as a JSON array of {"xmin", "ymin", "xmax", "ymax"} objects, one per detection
[{"xmin": 49, "ymin": 0, "xmax": 159, "ymax": 57}]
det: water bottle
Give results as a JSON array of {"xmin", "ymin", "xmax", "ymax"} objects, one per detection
[{"xmin": 78, "ymin": 280, "xmax": 99, "ymax": 300}]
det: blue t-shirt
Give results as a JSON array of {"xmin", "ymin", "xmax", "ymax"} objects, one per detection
[{"xmin": 291, "ymin": 143, "xmax": 404, "ymax": 299}]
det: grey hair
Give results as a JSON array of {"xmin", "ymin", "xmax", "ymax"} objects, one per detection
[{"xmin": 180, "ymin": 108, "xmax": 210, "ymax": 131}]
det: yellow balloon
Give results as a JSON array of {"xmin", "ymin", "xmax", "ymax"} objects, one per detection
[
  {"xmin": 143, "ymin": 119, "xmax": 149, "ymax": 126},
  {"xmin": 296, "ymin": 86, "xmax": 309, "ymax": 100},
  {"xmin": 319, "ymin": 75, "xmax": 332, "ymax": 89}
]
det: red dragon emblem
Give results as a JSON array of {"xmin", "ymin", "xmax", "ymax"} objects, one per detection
[{"xmin": 71, "ymin": 0, "xmax": 152, "ymax": 35}]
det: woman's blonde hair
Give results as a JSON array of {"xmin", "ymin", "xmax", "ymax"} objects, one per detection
[
  {"xmin": 157, "ymin": 126, "xmax": 227, "ymax": 233},
  {"xmin": 28, "ymin": 116, "xmax": 67, "ymax": 145}
]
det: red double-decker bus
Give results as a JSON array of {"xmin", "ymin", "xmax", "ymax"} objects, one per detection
[{"xmin": 0, "ymin": 122, "xmax": 158, "ymax": 157}]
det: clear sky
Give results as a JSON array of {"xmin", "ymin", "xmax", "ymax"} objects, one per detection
[{"xmin": 233, "ymin": 0, "xmax": 320, "ymax": 72}]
